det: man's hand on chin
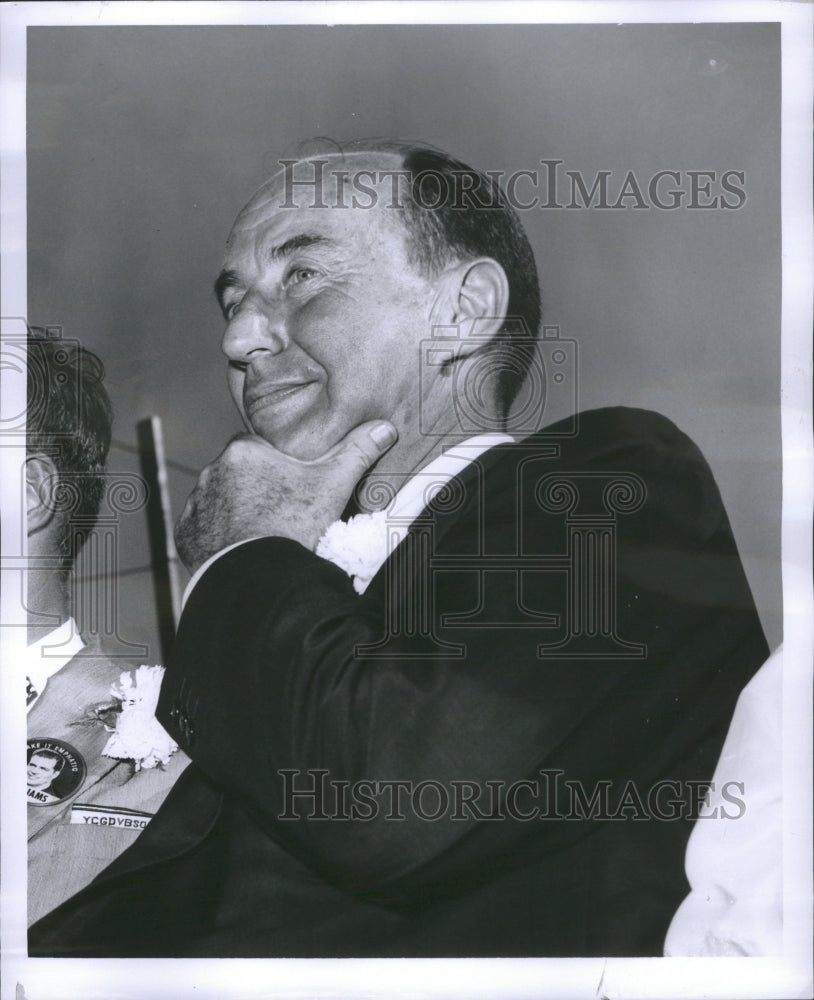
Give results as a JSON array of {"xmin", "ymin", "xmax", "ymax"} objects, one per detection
[{"xmin": 175, "ymin": 420, "xmax": 398, "ymax": 574}]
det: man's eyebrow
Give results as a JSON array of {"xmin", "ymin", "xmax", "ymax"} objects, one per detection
[{"xmin": 267, "ymin": 233, "xmax": 335, "ymax": 261}]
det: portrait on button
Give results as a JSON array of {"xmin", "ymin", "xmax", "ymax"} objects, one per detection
[{"xmin": 27, "ymin": 739, "xmax": 86, "ymax": 806}]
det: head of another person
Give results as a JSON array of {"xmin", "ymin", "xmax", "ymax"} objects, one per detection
[
  {"xmin": 26, "ymin": 331, "xmax": 113, "ymax": 572},
  {"xmin": 216, "ymin": 140, "xmax": 541, "ymax": 469},
  {"xmin": 27, "ymin": 749, "xmax": 63, "ymax": 790}
]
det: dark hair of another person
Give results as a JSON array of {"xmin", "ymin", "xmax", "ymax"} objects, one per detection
[
  {"xmin": 338, "ymin": 139, "xmax": 542, "ymax": 417},
  {"xmin": 26, "ymin": 330, "xmax": 113, "ymax": 565}
]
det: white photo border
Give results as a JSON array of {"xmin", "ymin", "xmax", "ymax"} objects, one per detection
[{"xmin": 1, "ymin": 3, "xmax": 811, "ymax": 998}]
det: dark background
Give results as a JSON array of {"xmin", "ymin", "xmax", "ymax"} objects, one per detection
[{"xmin": 27, "ymin": 23, "xmax": 781, "ymax": 658}]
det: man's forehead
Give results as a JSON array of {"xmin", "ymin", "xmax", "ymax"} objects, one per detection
[
  {"xmin": 277, "ymin": 149, "xmax": 404, "ymax": 180},
  {"xmin": 230, "ymin": 150, "xmax": 406, "ymax": 232}
]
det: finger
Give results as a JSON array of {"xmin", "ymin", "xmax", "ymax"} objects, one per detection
[
  {"xmin": 227, "ymin": 431, "xmax": 270, "ymax": 447},
  {"xmin": 320, "ymin": 421, "xmax": 398, "ymax": 476},
  {"xmin": 177, "ymin": 486, "xmax": 198, "ymax": 524},
  {"xmin": 174, "ymin": 494, "xmax": 196, "ymax": 556}
]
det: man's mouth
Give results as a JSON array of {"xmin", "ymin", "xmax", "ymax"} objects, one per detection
[{"xmin": 244, "ymin": 379, "xmax": 319, "ymax": 418}]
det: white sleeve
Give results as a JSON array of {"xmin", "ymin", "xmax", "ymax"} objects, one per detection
[{"xmin": 664, "ymin": 646, "xmax": 783, "ymax": 956}]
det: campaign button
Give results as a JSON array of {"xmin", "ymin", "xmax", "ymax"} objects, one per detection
[{"xmin": 27, "ymin": 738, "xmax": 87, "ymax": 806}]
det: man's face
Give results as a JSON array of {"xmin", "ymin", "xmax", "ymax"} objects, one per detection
[
  {"xmin": 28, "ymin": 754, "xmax": 58, "ymax": 789},
  {"xmin": 217, "ymin": 155, "xmax": 442, "ymax": 461}
]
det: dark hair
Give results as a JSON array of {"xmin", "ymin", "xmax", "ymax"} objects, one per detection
[
  {"xmin": 316, "ymin": 139, "xmax": 542, "ymax": 416},
  {"xmin": 26, "ymin": 330, "xmax": 113, "ymax": 565},
  {"xmin": 29, "ymin": 749, "xmax": 64, "ymax": 773}
]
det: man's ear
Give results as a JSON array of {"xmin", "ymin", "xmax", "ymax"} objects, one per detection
[
  {"xmin": 429, "ymin": 258, "xmax": 510, "ymax": 361},
  {"xmin": 25, "ymin": 454, "xmax": 59, "ymax": 535}
]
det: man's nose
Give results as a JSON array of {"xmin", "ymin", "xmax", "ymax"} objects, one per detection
[{"xmin": 221, "ymin": 293, "xmax": 289, "ymax": 362}]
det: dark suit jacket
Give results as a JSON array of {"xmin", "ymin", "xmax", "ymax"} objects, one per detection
[{"xmin": 30, "ymin": 408, "xmax": 768, "ymax": 957}]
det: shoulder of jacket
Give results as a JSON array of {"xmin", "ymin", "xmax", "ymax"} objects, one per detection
[{"xmin": 513, "ymin": 407, "xmax": 707, "ymax": 469}]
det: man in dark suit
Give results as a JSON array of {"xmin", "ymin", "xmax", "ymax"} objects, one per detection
[{"xmin": 30, "ymin": 144, "xmax": 767, "ymax": 957}]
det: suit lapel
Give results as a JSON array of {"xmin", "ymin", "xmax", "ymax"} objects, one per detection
[
  {"xmin": 364, "ymin": 441, "xmax": 506, "ymax": 602},
  {"xmin": 83, "ymin": 764, "xmax": 223, "ymax": 886}
]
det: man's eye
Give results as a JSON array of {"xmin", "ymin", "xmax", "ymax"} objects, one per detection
[
  {"xmin": 224, "ymin": 301, "xmax": 241, "ymax": 320},
  {"xmin": 288, "ymin": 267, "xmax": 318, "ymax": 285}
]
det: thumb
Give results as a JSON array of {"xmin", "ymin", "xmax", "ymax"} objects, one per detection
[{"xmin": 322, "ymin": 420, "xmax": 398, "ymax": 477}]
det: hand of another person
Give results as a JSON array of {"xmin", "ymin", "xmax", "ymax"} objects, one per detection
[{"xmin": 175, "ymin": 421, "xmax": 397, "ymax": 573}]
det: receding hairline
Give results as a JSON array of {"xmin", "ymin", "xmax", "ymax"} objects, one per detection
[
  {"xmin": 232, "ymin": 149, "xmax": 410, "ymax": 228},
  {"xmin": 264, "ymin": 149, "xmax": 406, "ymax": 186}
]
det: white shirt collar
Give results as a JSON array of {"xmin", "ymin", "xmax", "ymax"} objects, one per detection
[
  {"xmin": 26, "ymin": 617, "xmax": 85, "ymax": 711},
  {"xmin": 386, "ymin": 433, "xmax": 513, "ymax": 524}
]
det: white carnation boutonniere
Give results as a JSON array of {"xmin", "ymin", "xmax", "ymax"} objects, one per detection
[
  {"xmin": 316, "ymin": 511, "xmax": 391, "ymax": 594},
  {"xmin": 102, "ymin": 665, "xmax": 178, "ymax": 771}
]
